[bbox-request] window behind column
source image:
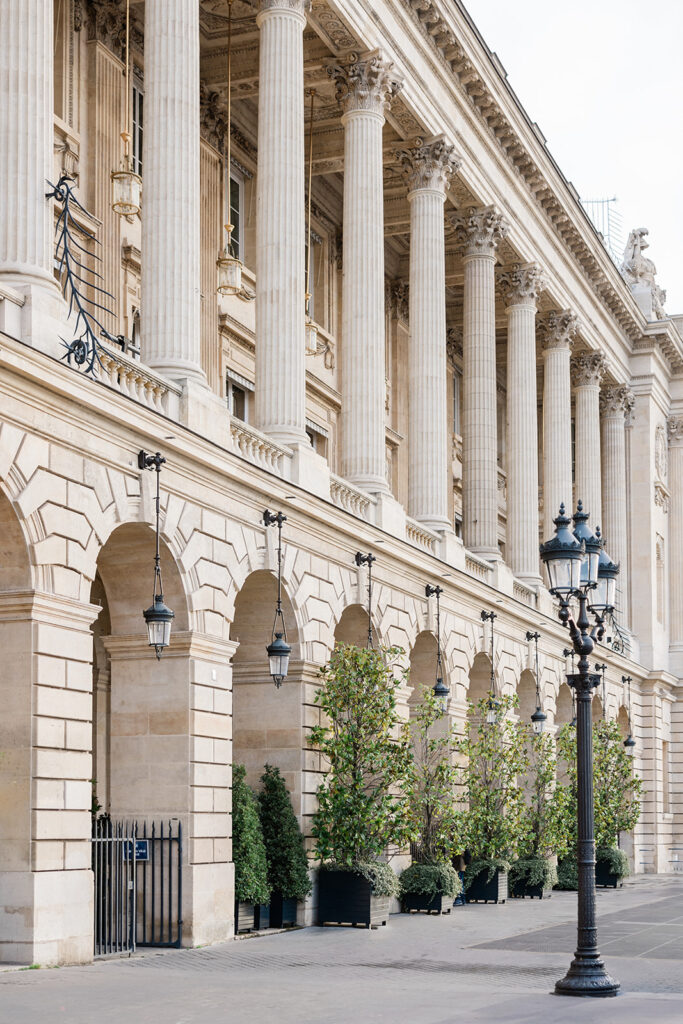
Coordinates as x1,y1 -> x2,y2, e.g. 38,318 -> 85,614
132,78 -> 143,176
224,169 -> 244,261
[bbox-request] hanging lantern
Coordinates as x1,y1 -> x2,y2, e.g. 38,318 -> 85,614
111,3 -> 141,217
305,306 -> 319,356
531,706 -> 547,734
139,450 -> 174,659
485,695 -> 499,725
263,509 -> 291,687
426,583 -> 449,713
216,0 -> 243,297
266,632 -> 292,689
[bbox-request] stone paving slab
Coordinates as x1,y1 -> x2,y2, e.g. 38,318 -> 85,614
0,876 -> 682,1023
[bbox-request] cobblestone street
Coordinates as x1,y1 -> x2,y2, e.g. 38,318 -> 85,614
1,876 -> 682,1023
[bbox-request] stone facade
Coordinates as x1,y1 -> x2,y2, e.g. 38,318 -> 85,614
0,0 -> 682,965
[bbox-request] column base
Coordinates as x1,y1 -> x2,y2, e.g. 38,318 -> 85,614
414,513 -> 452,534
514,572 -> 542,590
0,869 -> 93,966
0,276 -> 66,361
469,544 -> 502,563
555,954 -> 620,998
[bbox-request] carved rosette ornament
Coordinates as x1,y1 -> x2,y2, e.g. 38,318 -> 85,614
668,416 -> 683,448
327,50 -> 403,116
448,205 -> 509,257
570,351 -> 606,389
599,385 -> 634,419
497,261 -> 547,308
539,309 -> 579,351
395,135 -> 461,195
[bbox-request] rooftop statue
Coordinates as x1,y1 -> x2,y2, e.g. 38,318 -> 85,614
620,227 -> 667,321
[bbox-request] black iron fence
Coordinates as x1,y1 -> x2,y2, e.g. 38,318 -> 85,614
92,818 -> 182,957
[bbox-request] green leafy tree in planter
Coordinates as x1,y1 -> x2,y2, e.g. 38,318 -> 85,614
511,728 -> 568,894
233,763 -> 270,905
458,692 -> 529,885
258,764 -> 312,901
555,718 -> 643,888
404,686 -> 464,864
310,644 -> 413,872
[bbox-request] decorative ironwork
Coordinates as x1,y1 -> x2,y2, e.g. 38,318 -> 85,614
46,173 -> 117,376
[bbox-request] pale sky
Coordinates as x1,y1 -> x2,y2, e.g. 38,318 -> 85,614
464,0 -> 683,313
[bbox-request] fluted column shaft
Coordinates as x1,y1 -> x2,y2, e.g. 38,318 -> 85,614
450,206 -> 509,558
668,418 -> 683,644
541,311 -> 577,538
500,264 -> 546,582
330,53 -> 402,491
143,0 -> 204,385
254,0 -> 308,445
572,352 -> 606,526
398,138 -> 459,529
0,0 -> 53,287
601,386 -> 633,621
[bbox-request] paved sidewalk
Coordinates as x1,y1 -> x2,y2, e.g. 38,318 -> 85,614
1,876 -> 682,1023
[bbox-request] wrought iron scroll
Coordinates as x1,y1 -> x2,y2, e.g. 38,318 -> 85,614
46,174 -> 118,376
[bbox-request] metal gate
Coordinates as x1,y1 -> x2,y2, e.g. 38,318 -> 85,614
92,819 -> 182,956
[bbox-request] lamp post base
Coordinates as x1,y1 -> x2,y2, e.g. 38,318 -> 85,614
555,954 -> 620,997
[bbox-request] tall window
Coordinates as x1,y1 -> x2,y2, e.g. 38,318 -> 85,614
132,81 -> 143,175
226,370 -> 253,422
224,170 -> 244,261
453,368 -> 462,435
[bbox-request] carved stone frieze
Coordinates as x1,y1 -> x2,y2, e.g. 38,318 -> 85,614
448,205 -> 509,256
599,384 -> 634,419
668,416 -> 683,447
395,135 -> 461,194
385,279 -> 409,321
497,262 -> 546,307
570,351 -> 606,389
654,481 -> 670,513
310,0 -> 357,52
655,424 -> 668,482
327,50 -> 403,116
446,326 -> 463,365
538,310 -> 579,350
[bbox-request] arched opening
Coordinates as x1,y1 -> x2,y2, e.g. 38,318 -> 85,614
334,603 -> 378,648
592,693 -> 603,724
617,705 -> 630,739
91,522 -> 189,819
231,570 -> 301,804
517,669 -> 538,726
556,683 -> 574,727
408,630 -> 439,711
468,651 -> 495,706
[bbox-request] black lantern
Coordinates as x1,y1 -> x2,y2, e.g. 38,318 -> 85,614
572,500 -> 601,589
588,529 -> 619,617
526,630 -> 546,734
263,510 -> 291,687
481,609 -> 498,723
139,451 -> 174,659
539,504 -> 584,597
354,551 -> 376,649
426,584 -> 449,712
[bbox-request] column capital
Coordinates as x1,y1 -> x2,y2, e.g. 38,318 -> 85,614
448,205 -> 509,257
600,384 -> 634,418
327,49 -> 403,116
497,261 -> 547,308
668,416 -> 683,447
570,350 -> 607,388
257,0 -> 311,20
395,134 -> 461,195
539,309 -> 579,351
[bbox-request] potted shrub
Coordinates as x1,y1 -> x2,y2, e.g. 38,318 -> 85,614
259,764 -> 312,927
458,693 -> 529,903
400,863 -> 461,914
311,644 -> 412,928
511,726 -> 566,899
402,687 -> 464,913
232,763 -> 270,932
555,719 -> 642,891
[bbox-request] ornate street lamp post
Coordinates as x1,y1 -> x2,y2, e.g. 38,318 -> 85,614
481,609 -> 499,723
526,630 -> 546,733
263,509 -> 291,687
139,450 -> 174,658
622,675 -> 636,750
354,551 -> 376,649
426,583 -> 449,712
540,502 -> 620,998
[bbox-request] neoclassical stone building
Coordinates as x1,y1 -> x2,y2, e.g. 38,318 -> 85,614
0,0 -> 681,965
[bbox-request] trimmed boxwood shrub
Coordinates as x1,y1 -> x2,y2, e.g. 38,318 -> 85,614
509,856 -> 557,893
464,857 -> 509,891
258,764 -> 312,901
555,856 -> 578,891
596,846 -> 629,879
399,863 -> 462,900
233,763 -> 270,905
321,860 -> 400,899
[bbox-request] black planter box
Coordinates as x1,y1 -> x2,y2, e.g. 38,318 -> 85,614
270,892 -> 298,928
595,861 -> 623,888
235,900 -> 257,933
318,870 -> 390,928
509,878 -> 552,900
255,903 -> 271,929
466,867 -> 508,904
401,891 -> 452,915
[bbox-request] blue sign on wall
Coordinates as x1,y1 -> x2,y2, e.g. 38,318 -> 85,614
123,839 -> 150,862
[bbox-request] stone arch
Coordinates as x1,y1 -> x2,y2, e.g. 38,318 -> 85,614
408,630 -> 439,709
0,483 -> 32,590
334,603 -> 380,649
617,705 -> 630,739
556,682 -> 574,727
468,651 -> 496,706
592,693 -> 603,723
231,569 -> 302,801
518,669 -> 538,724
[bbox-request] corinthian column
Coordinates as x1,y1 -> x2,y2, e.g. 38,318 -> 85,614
254,0 -> 310,445
571,352 -> 606,527
396,136 -> 460,530
540,311 -> 578,538
143,0 -> 205,385
601,385 -> 634,621
329,52 -> 402,490
449,206 -> 509,558
499,263 -> 547,583
0,0 -> 54,290
668,417 -> 683,647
